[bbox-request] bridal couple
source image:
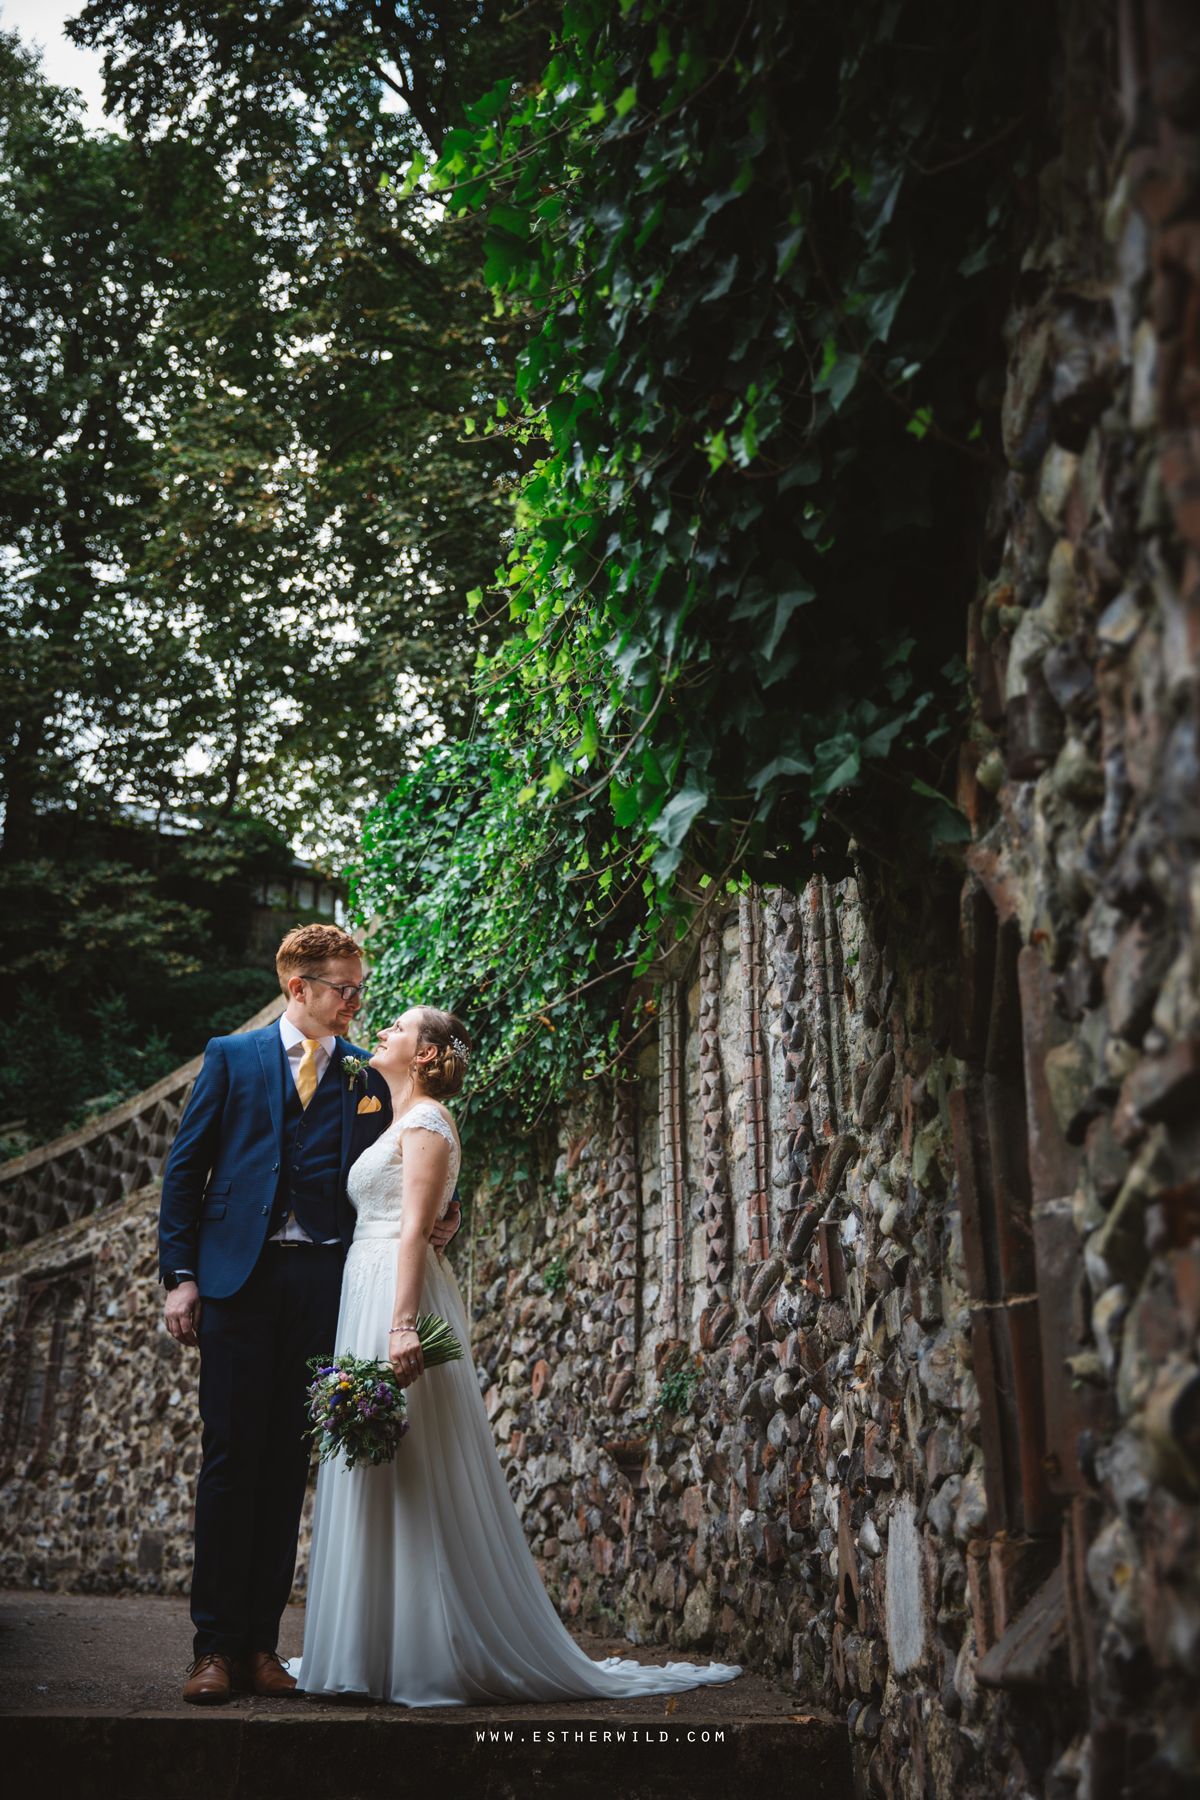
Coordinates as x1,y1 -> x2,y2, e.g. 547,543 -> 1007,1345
159,924 -> 739,1707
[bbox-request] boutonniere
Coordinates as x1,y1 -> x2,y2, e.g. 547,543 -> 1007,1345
341,1054 -> 371,1089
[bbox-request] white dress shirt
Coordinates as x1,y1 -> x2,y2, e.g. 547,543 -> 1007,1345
272,1015 -> 340,1244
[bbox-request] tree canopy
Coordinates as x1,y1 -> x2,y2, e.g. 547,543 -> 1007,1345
0,7 -> 540,1142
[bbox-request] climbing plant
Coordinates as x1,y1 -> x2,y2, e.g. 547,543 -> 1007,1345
349,0 -> 1053,1119
354,738 -> 650,1138
429,0 -> 1049,900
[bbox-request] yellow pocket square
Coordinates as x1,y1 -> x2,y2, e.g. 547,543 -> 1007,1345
356,1095 -> 382,1114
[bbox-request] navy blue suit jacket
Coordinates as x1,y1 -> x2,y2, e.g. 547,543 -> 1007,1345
158,1023 -> 393,1300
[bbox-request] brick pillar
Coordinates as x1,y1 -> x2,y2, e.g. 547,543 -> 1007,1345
740,887 -> 770,1263
657,978 -> 686,1336
698,917 -> 735,1349
604,1080 -> 640,1413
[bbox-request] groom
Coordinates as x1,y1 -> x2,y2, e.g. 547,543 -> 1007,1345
159,923 -> 459,1704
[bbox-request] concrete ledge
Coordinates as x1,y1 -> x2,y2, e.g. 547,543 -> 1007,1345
0,1713 -> 851,1800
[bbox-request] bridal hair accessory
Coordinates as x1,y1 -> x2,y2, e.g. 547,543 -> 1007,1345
450,1037 -> 470,1064
306,1317 -> 464,1469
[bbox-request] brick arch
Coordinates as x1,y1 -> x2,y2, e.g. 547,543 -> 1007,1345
0,1260 -> 94,1484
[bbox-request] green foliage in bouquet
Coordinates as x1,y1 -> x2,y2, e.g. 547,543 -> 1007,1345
306,1315 -> 464,1471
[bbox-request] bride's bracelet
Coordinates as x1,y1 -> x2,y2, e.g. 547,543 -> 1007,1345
389,1325 -> 419,1337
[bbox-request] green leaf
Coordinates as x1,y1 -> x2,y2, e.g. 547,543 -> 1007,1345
649,781 -> 709,849
749,751 -> 814,796
776,225 -> 804,276
650,25 -> 674,79
810,733 -> 862,798
610,781 -> 640,827
812,345 -> 861,411
398,149 -> 427,198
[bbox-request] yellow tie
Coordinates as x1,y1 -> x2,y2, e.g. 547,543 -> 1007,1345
296,1039 -> 321,1109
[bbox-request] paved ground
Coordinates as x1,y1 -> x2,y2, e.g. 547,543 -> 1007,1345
0,1593 -> 850,1799
0,1590 -> 808,1723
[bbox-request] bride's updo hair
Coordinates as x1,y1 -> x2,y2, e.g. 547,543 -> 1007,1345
415,1007 -> 472,1100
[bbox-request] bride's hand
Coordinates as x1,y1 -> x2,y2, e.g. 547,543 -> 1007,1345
390,1326 -> 425,1387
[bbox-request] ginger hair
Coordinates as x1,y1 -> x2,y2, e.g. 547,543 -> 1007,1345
275,923 -> 363,994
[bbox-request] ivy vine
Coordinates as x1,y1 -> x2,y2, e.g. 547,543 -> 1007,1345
358,0 -> 1053,1121
353,738 -> 648,1139
431,0 -> 1049,894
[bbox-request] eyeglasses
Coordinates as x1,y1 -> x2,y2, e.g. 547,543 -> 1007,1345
305,976 -> 369,1002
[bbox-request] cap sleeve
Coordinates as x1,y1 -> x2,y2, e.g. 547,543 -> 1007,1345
396,1102 -> 457,1149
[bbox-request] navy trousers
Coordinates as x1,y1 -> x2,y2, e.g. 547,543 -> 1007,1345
191,1242 -> 343,1658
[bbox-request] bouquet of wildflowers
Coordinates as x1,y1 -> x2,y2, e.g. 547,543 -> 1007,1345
305,1315 -> 463,1470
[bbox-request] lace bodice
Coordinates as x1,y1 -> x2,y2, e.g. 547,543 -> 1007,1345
347,1101 -> 460,1226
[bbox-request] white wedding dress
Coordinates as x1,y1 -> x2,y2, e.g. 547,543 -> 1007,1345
294,1101 -> 741,1705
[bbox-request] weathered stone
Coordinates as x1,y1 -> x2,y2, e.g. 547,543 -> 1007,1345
1114,1038 -> 1200,1141
1086,1516 -> 1144,1642
925,1423 -> 963,1485
857,1053 -> 896,1131
1140,1360 -> 1200,1503
952,1469 -> 988,1544
885,1495 -> 928,1677
745,1254 -> 784,1316
1085,1112 -> 1131,1205
1044,1038 -> 1094,1141
1091,1126 -> 1175,1288
1105,918 -> 1175,1045
927,1474 -> 963,1538
680,1579 -> 714,1648
918,1331 -> 960,1411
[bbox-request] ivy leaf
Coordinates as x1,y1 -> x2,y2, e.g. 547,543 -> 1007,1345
762,573 -> 816,658
649,779 -> 709,849
778,450 -> 821,490
812,345 -> 861,411
701,254 -> 739,303
810,732 -> 862,797
776,225 -> 804,275
650,25 -> 673,79
749,750 -> 814,796
610,780 -> 640,827
959,236 -> 1004,278
906,781 -> 973,847
705,429 -> 731,473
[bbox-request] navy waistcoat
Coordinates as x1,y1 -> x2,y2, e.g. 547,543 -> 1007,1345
273,1063 -> 345,1240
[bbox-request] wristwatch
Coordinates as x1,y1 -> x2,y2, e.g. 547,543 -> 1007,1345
162,1270 -> 195,1290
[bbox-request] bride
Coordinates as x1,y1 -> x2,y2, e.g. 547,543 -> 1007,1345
296,1004 -> 740,1705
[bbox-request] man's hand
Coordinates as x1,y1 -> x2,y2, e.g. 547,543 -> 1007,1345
164,1280 -> 202,1348
429,1198 -> 461,1253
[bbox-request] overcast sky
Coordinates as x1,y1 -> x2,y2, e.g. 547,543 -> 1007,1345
1,1 -> 116,128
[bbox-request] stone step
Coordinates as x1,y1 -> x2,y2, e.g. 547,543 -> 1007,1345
1,1713 -> 851,1800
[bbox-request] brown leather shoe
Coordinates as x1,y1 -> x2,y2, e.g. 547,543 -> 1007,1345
183,1652 -> 233,1705
246,1649 -> 298,1696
